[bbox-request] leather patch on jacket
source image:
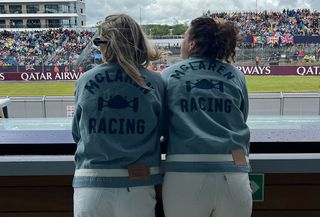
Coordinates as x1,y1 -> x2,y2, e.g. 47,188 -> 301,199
128,165 -> 151,180
232,149 -> 247,166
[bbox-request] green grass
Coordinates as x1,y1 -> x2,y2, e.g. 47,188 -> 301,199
0,81 -> 75,96
0,76 -> 319,96
246,76 -> 320,93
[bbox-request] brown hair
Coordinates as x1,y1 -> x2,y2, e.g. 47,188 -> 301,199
188,16 -> 239,63
100,14 -> 163,88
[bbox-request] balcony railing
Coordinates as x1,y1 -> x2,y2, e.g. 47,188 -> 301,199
0,10 -> 75,14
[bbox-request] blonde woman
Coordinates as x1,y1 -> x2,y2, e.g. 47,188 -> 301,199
72,14 -> 164,217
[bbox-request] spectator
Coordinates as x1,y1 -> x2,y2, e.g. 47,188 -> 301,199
72,14 -> 164,217
161,17 -> 252,217
255,55 -> 261,65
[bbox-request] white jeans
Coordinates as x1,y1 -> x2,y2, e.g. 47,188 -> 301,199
74,186 -> 156,217
162,172 -> 252,217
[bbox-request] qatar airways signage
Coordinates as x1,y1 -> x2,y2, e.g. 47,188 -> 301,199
0,65 -> 85,81
1,65 -> 320,80
237,65 -> 320,76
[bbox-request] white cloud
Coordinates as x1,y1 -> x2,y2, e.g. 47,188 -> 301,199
85,0 -> 320,27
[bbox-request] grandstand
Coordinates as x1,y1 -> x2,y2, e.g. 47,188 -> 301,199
0,28 -> 94,67
1,8 -> 320,71
209,9 -> 320,65
0,0 -> 91,70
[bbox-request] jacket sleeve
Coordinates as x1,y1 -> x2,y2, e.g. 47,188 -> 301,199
72,84 -> 81,143
241,77 -> 249,122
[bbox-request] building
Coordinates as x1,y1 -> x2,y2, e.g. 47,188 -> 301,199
0,0 -> 86,28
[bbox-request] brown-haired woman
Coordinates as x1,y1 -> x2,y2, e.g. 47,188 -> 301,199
161,16 -> 252,217
72,14 -> 164,217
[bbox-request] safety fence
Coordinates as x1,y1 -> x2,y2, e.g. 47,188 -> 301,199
1,92 -> 319,118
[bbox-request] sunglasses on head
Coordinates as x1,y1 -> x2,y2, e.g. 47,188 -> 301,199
93,38 -> 108,46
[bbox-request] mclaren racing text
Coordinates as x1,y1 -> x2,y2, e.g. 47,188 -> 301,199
88,118 -> 145,134
170,61 -> 235,80
180,97 -> 232,113
84,69 -> 154,95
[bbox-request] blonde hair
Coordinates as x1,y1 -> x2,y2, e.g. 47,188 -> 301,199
100,14 -> 163,88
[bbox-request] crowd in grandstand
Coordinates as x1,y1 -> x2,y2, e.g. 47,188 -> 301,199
0,29 -> 94,66
1,9 -> 320,66
212,9 -> 320,47
213,9 -> 320,37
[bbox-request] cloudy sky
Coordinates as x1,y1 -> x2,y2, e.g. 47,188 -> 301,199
86,0 -> 319,26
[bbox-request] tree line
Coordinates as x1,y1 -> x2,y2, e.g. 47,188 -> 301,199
141,23 -> 188,36
96,21 -> 188,36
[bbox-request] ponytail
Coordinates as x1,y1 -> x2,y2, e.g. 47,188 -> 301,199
216,20 -> 239,63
